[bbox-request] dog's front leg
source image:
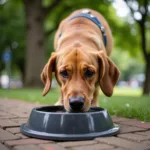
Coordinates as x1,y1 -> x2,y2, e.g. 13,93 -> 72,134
55,90 -> 63,105
55,98 -> 63,105
91,88 -> 99,107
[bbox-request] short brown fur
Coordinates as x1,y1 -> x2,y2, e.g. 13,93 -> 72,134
41,9 -> 120,112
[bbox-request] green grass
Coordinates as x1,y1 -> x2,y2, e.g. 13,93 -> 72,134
113,87 -> 142,96
0,87 -> 150,122
0,88 -> 59,104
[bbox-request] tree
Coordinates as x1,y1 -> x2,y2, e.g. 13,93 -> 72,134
124,0 -> 150,95
23,0 -> 62,87
2,0 -> 147,92
111,49 -> 144,81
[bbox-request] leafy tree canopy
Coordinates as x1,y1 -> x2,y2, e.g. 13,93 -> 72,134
0,0 -> 145,80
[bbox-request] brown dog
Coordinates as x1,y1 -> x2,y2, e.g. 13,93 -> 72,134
41,9 -> 120,112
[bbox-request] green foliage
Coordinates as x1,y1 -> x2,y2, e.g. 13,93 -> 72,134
114,22 -> 141,56
124,0 -> 150,54
111,49 -> 144,80
146,27 -> 150,53
0,0 -> 146,80
0,0 -> 25,73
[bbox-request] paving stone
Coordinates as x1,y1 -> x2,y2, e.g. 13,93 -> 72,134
111,148 -> 126,150
0,128 -> 19,141
5,138 -> 52,146
15,133 -> 29,139
0,143 -> 9,150
1,99 -> 150,150
0,111 -> 17,119
71,143 -> 114,150
120,120 -> 150,129
119,124 -> 147,134
0,108 -> 30,118
118,133 -> 150,142
11,118 -> 27,125
9,111 -> 30,118
112,116 -> 134,123
135,130 -> 150,136
0,115 -> 17,119
0,119 -> 20,128
0,111 -> 9,116
13,144 -> 42,150
58,140 -> 97,147
40,143 -> 67,150
96,137 -> 150,150
142,140 -> 150,145
6,127 -> 20,134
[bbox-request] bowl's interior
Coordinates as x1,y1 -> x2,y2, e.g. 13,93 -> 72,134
36,106 -> 104,113
36,106 -> 66,112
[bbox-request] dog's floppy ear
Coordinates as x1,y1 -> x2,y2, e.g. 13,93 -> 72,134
41,52 -> 57,96
98,51 -> 120,97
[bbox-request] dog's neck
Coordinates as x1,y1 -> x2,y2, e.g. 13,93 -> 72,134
58,35 -> 102,51
57,21 -> 105,51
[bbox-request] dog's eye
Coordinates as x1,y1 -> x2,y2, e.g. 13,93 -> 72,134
60,70 -> 69,78
84,69 -> 95,78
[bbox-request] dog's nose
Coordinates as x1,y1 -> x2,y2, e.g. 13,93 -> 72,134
69,97 -> 84,111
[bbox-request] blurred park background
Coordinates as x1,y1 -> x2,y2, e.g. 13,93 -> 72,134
0,0 -> 150,121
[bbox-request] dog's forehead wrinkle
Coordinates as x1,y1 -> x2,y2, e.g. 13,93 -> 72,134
74,41 -> 82,47
75,49 -> 78,75
57,49 -> 97,74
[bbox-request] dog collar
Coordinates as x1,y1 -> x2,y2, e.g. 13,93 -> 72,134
68,12 -> 107,47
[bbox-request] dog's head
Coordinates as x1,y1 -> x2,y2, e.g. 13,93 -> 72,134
41,46 -> 120,112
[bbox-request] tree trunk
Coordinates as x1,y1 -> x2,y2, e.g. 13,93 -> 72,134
139,20 -> 150,95
24,0 -> 45,87
18,62 -> 25,84
143,56 -> 150,95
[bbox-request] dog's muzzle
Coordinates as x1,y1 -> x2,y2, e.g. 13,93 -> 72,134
69,97 -> 84,111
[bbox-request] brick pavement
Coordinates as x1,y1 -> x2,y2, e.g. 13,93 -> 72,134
0,98 -> 150,150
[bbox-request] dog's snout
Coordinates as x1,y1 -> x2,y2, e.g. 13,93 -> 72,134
69,97 -> 84,111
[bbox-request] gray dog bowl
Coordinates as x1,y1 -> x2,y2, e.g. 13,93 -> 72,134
20,106 -> 119,141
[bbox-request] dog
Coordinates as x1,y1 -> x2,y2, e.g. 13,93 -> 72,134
41,9 -> 120,112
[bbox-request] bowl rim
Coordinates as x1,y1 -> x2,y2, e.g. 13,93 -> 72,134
33,106 -> 108,115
